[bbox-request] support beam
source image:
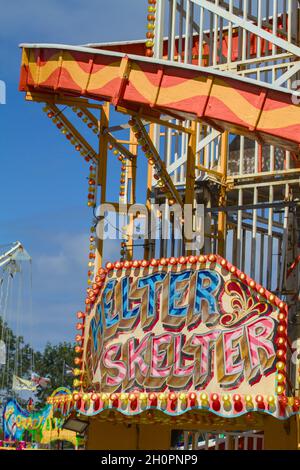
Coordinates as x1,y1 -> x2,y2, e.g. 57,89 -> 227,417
167,128 -> 221,176
117,106 -> 195,134
81,106 -> 138,160
144,124 -> 155,260
274,62 -> 300,86
25,91 -> 102,109
130,117 -> 183,208
228,178 -> 300,190
95,103 -> 110,270
185,121 -> 197,255
196,163 -> 223,180
227,166 -> 300,182
48,103 -> 97,161
154,0 -> 166,59
126,128 -> 137,261
217,131 -> 228,256
105,132 -> 136,161
78,106 -> 99,126
206,200 -> 300,213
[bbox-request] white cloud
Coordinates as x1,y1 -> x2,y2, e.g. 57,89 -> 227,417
35,232 -> 88,276
33,232 -> 89,300
26,232 -> 121,348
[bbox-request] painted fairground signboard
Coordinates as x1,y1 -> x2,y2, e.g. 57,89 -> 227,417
3,388 -> 77,447
74,255 -> 289,416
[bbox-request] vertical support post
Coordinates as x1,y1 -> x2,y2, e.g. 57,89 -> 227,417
258,144 -> 263,173
241,228 -> 246,272
257,0 -> 262,57
227,0 -> 233,66
250,187 -> 258,279
237,188 -> 243,267
198,5 -> 204,66
203,188 -> 212,253
227,434 -> 236,450
213,0 -> 219,66
162,200 -> 169,256
169,0 -> 177,61
159,207 -> 164,258
95,103 -> 110,271
259,233 -> 264,285
217,131 -> 228,257
183,432 -> 189,450
154,0 -> 166,59
266,147 -> 274,289
127,128 -> 137,261
288,0 -> 297,43
266,187 -> 274,289
185,121 -> 197,256
145,124 -> 155,260
232,227 -> 238,266
191,432 -> 198,450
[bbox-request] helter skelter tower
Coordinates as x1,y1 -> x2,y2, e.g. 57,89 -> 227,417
19,0 -> 300,450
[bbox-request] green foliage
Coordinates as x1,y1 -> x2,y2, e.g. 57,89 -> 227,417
0,316 -> 75,409
0,316 -> 34,398
34,342 -> 75,407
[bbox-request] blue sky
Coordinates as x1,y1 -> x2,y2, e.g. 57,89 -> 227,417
0,0 -> 147,349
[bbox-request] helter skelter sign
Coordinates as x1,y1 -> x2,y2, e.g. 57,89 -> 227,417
79,255 -> 287,399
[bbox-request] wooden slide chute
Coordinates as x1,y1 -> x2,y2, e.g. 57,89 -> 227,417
19,44 -> 300,152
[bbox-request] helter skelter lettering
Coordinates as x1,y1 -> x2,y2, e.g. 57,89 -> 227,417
86,267 -> 278,393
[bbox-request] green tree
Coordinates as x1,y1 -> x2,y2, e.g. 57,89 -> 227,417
0,317 -> 75,409
34,342 -> 75,407
0,316 -> 34,399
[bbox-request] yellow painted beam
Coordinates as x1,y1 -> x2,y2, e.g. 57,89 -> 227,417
195,163 -> 224,180
47,103 -> 97,159
117,106 -> 195,135
95,103 -> 110,270
185,121 -> 197,256
217,131 -> 229,257
133,117 -> 183,208
126,128 -> 137,261
25,91 -> 102,109
144,124 -> 155,260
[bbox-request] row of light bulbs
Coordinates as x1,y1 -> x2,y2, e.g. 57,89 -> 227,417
42,106 -> 96,163
49,391 -> 300,415
108,144 -> 128,200
71,106 -> 99,135
145,0 -> 157,57
86,225 -> 98,287
87,165 -> 97,208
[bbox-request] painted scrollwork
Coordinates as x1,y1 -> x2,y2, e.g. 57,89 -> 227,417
219,280 -> 272,328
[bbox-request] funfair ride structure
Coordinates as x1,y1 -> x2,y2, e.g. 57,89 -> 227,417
19,0 -> 300,450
